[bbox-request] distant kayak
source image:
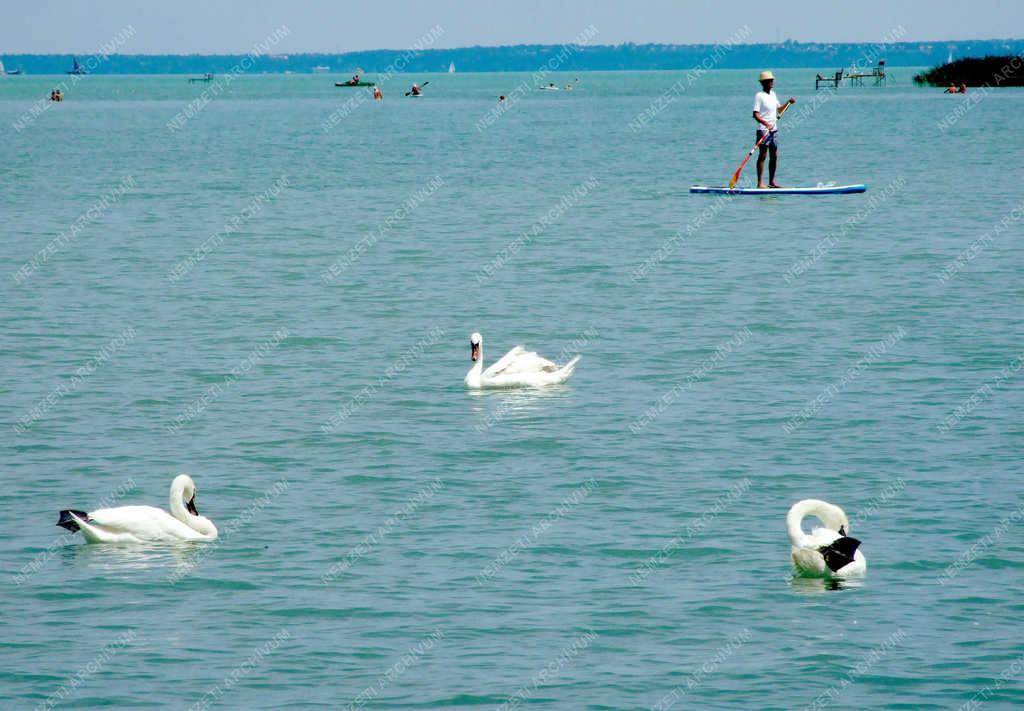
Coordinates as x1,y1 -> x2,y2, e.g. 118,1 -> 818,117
335,81 -> 376,87
690,184 -> 867,195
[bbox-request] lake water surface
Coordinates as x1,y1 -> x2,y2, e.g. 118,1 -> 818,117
3,70 -> 1023,709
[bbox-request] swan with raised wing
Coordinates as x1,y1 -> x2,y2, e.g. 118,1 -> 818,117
465,332 -> 580,388
57,474 -> 218,543
787,499 -> 865,577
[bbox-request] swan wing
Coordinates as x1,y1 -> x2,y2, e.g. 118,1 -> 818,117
503,350 -> 560,373
806,526 -> 842,548
480,354 -> 580,387
86,505 -> 202,542
487,347 -> 559,376
483,345 -> 527,377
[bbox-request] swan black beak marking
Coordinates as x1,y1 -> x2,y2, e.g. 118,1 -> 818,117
839,525 -> 847,536
186,494 -> 199,516
471,342 -> 480,362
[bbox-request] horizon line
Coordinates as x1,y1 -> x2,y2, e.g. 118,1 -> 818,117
4,36 -> 1023,57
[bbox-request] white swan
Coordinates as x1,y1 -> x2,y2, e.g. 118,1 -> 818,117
787,499 -> 866,577
465,332 -> 580,388
57,474 -> 218,543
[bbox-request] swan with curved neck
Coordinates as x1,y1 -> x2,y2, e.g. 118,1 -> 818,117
465,332 -> 580,388
57,474 -> 218,543
787,499 -> 866,577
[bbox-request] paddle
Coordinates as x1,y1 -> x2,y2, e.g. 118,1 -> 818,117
728,101 -> 793,189
405,81 -> 429,97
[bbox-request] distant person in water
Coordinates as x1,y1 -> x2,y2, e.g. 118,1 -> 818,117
752,70 -> 795,189
945,84 -> 957,93
410,83 -> 421,96
499,95 -> 506,103
959,83 -> 967,93
373,86 -> 383,101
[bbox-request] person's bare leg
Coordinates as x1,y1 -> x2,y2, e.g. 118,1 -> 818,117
756,145 -> 768,189
768,145 -> 782,188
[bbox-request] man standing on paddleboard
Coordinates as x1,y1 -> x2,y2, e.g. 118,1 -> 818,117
752,71 -> 795,189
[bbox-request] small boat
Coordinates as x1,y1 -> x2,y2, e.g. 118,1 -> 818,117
67,57 -> 86,75
335,81 -> 376,87
448,61 -> 455,74
690,184 -> 867,195
313,65 -> 330,73
188,73 -> 214,83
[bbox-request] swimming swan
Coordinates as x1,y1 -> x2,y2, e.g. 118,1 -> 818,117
465,332 -> 580,388
787,499 -> 866,577
57,474 -> 218,543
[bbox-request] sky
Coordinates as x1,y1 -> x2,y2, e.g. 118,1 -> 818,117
1,0 -> 1021,53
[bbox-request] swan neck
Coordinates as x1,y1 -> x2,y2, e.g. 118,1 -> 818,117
787,499 -> 848,546
168,477 -> 209,535
169,479 -> 190,522
787,499 -> 821,546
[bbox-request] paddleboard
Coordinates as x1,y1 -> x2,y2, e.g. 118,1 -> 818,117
690,184 -> 867,195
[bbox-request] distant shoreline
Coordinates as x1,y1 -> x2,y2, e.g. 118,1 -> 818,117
4,37 -> 1023,75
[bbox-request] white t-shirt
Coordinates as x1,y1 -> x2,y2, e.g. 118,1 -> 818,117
753,89 -> 781,130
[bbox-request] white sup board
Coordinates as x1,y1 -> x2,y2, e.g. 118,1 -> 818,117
690,184 -> 867,195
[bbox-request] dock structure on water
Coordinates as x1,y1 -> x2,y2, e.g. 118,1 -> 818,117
188,73 -> 214,84
815,60 -> 887,89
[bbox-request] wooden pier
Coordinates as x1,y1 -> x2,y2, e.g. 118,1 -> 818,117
816,60 -> 887,89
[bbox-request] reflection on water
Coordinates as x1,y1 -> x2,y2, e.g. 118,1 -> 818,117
466,385 -> 573,431
789,574 -> 865,594
66,541 -> 206,576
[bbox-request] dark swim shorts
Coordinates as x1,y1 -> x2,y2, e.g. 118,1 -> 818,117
757,129 -> 779,148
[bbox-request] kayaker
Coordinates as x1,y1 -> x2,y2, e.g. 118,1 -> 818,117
410,83 -> 421,96
348,74 -> 361,86
752,70 -> 795,189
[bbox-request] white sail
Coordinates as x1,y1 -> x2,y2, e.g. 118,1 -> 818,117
448,61 -> 455,74
0,59 -> 5,75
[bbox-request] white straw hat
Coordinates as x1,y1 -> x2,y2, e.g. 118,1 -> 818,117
759,70 -> 775,81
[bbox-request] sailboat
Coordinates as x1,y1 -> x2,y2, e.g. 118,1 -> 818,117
67,57 -> 86,75
448,61 -> 455,74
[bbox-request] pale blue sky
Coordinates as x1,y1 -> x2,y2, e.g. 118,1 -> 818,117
2,0 -> 1021,53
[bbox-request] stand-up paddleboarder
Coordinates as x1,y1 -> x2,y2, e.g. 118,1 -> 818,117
752,71 -> 795,188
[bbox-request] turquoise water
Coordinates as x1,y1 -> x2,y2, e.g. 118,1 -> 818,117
3,71 -> 1023,709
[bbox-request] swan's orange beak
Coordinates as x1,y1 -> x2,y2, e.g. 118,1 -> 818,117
470,342 -> 480,362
